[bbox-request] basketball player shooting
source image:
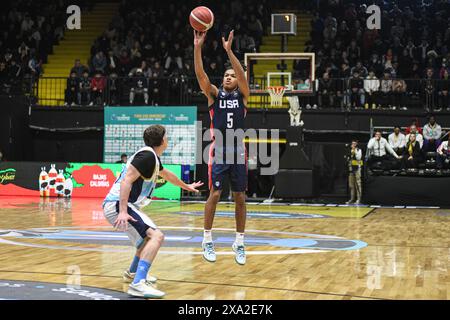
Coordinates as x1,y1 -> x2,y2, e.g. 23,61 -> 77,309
103,125 -> 203,298
194,30 -> 250,265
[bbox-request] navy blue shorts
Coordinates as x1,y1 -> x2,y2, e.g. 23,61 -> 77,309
208,146 -> 247,192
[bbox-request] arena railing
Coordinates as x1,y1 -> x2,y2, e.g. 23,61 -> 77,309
23,76 -> 450,109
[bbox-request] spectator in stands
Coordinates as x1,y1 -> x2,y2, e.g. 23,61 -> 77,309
347,40 -> 360,66
8,59 -> 22,91
367,130 -> 401,170
437,135 -> 450,169
349,71 -> 364,109
28,53 -> 42,77
380,71 -> 393,108
422,116 -> 442,152
91,51 -> 107,74
388,126 -> 406,156
405,119 -> 423,135
402,133 -> 423,169
129,68 -> 148,105
106,50 -> 119,75
346,139 -> 362,205
438,69 -> 450,111
364,70 -> 379,109
64,71 -> 78,106
130,41 -> 142,66
165,42 -> 183,71
116,153 -> 128,164
368,53 -> 383,77
392,77 -> 407,110
350,61 -> 368,78
318,72 -> 335,108
406,124 -> 424,149
424,68 -> 436,112
339,62 -> 351,109
78,71 -> 91,106
71,59 -> 89,77
118,49 -> 131,76
91,72 -> 106,106
0,62 -> 9,93
107,72 -> 121,106
247,14 -> 264,46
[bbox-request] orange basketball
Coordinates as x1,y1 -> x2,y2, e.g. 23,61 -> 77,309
189,6 -> 214,32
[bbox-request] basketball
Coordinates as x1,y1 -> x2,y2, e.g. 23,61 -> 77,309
189,6 -> 214,32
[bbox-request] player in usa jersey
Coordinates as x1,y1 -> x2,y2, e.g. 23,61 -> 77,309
103,125 -> 203,298
194,29 -> 250,265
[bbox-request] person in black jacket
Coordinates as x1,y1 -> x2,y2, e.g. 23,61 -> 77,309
318,72 -> 336,108
78,71 -> 91,106
65,71 -> 79,106
129,68 -> 148,105
349,71 -> 365,109
402,133 -> 423,169
438,69 -> 449,111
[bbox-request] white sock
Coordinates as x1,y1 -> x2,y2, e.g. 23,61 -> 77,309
203,230 -> 212,244
234,232 -> 245,246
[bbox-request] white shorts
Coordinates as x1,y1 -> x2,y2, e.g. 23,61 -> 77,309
103,201 -> 157,248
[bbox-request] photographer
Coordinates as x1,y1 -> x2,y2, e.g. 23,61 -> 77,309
346,140 -> 362,205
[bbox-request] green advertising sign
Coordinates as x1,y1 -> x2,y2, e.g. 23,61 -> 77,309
104,107 -> 197,166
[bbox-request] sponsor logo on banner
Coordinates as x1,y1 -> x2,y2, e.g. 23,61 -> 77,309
0,169 -> 16,184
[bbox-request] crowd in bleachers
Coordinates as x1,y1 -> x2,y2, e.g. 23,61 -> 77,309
0,0 -> 92,95
365,115 -> 450,172
308,0 -> 450,111
64,0 -> 269,106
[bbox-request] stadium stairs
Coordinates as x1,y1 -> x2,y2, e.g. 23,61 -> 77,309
248,12 -> 312,109
38,2 -> 119,106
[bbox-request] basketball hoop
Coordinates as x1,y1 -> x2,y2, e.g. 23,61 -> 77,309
266,86 -> 286,107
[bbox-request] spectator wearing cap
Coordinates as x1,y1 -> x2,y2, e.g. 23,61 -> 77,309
129,68 -> 149,105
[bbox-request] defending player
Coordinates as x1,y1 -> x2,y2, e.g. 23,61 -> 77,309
103,125 -> 203,298
193,30 -> 250,265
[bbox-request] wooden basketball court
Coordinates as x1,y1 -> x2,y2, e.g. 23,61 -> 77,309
0,196 -> 448,300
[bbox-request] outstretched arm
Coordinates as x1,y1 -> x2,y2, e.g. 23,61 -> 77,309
159,168 -> 203,193
222,30 -> 250,101
193,30 -> 218,105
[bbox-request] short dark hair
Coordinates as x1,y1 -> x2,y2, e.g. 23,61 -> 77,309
120,153 -> 127,158
143,125 -> 166,147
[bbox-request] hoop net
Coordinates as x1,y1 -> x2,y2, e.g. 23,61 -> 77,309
266,86 -> 286,107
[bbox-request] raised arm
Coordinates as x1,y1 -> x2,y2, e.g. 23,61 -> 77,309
193,31 -> 218,105
222,30 -> 250,102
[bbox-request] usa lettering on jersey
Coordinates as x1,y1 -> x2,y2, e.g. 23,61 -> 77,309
219,99 -> 240,109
